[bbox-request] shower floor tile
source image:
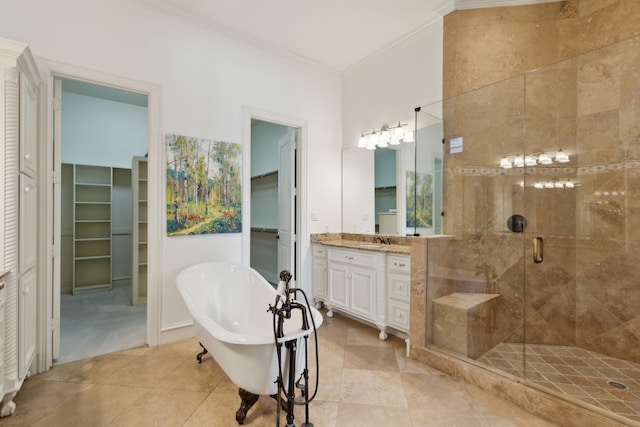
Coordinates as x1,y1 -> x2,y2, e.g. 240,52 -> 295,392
478,343 -> 640,423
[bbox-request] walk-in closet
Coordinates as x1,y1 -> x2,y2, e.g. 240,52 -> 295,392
57,78 -> 148,363
250,119 -> 296,285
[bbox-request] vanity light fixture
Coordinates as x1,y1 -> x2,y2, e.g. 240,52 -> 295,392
358,122 -> 410,149
534,179 -> 578,189
513,155 -> 525,168
555,148 -> 570,163
538,152 -> 553,165
500,157 -> 512,168
499,149 -> 571,168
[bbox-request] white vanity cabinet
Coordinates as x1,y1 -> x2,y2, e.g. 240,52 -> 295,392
386,254 -> 411,333
311,244 -> 327,308
326,247 -> 388,339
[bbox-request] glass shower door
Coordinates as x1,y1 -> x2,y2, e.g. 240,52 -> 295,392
522,40 -> 640,424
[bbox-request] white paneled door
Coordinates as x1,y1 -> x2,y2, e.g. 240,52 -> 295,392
277,129 -> 296,283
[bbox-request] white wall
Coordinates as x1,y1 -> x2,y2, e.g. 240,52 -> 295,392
342,22 -> 443,149
0,0 -> 342,342
341,20 -> 444,235
61,91 -> 148,169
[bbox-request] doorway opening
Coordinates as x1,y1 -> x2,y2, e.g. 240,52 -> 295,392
55,78 -> 148,364
248,117 -> 300,287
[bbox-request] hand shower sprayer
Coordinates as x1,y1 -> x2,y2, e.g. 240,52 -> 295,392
267,270 -> 320,427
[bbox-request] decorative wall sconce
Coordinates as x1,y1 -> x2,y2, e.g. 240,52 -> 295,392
358,121 -> 414,150
533,179 -> 577,189
499,149 -> 570,168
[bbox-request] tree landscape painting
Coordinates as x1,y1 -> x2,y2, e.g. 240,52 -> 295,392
406,171 -> 433,229
166,134 -> 242,235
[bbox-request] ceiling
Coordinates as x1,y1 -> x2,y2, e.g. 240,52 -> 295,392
140,0 -> 551,74
141,0 -> 444,73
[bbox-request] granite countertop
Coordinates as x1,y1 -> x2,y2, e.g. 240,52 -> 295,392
311,233 -> 411,254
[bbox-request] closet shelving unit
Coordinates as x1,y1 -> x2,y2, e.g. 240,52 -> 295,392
72,164 -> 113,294
132,156 -> 148,305
250,170 -> 278,284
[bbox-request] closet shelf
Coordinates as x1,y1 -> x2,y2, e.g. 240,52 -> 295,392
251,170 -> 278,180
75,255 -> 111,261
251,227 -> 278,233
75,201 -> 110,205
75,182 -> 111,187
75,237 -> 110,242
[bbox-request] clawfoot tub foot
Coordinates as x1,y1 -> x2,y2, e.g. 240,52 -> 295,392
196,341 -> 208,363
236,388 -> 259,425
326,305 -> 334,318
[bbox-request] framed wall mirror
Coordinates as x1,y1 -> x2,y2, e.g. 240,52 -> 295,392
342,101 -> 443,236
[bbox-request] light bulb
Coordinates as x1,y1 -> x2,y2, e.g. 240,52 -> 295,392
534,182 -> 544,189
513,155 -> 525,167
538,153 -> 553,165
556,149 -> 570,163
403,131 -> 414,143
379,130 -> 390,146
500,157 -> 512,169
358,132 -> 367,148
525,155 -> 537,166
394,125 -> 404,140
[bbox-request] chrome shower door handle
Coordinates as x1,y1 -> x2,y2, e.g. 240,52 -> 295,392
533,237 -> 543,263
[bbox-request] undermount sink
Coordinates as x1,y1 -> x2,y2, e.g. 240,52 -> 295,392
355,243 -> 383,249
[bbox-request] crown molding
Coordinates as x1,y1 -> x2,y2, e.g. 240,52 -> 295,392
434,1 -> 456,16
134,0 -> 340,75
343,15 -> 443,74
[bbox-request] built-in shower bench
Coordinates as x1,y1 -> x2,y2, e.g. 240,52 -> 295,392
432,292 -> 501,359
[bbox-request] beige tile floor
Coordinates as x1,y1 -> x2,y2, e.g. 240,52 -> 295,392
4,312 -> 559,427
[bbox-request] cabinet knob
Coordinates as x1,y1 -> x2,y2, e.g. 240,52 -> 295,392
24,186 -> 31,192
24,153 -> 30,160
395,262 -> 405,267
23,287 -> 29,295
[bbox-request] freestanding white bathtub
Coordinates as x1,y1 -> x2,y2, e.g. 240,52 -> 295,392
176,261 -> 323,401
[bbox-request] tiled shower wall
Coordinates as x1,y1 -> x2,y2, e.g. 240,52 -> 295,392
424,0 -> 640,364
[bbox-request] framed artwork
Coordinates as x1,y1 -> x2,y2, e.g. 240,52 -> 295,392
166,133 -> 242,235
406,171 -> 433,229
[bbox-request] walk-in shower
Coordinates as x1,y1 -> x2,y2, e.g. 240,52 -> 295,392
419,32 -> 640,426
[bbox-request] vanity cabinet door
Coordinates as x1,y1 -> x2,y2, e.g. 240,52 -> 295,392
328,262 -> 349,311
311,245 -> 327,300
349,265 -> 376,321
